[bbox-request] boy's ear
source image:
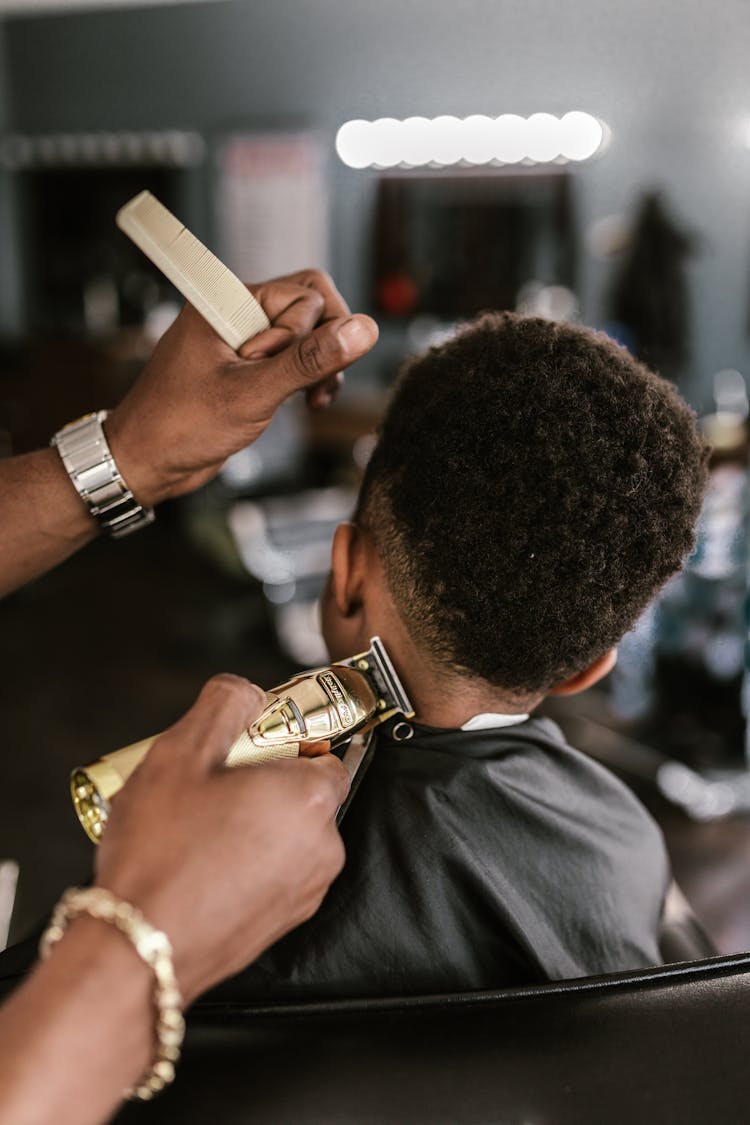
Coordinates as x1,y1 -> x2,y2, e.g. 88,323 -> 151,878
548,648 -> 618,697
330,521 -> 367,617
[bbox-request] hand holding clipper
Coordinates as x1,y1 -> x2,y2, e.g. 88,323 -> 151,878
71,637 -> 413,843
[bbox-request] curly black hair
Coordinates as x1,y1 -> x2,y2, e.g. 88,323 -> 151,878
357,312 -> 708,695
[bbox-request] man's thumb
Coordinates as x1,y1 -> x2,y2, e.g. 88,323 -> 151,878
153,675 -> 266,771
279,314 -> 378,392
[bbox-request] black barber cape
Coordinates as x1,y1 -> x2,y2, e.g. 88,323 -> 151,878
208,715 -> 668,1002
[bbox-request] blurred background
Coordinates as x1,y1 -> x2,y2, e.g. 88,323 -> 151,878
0,0 -> 749,963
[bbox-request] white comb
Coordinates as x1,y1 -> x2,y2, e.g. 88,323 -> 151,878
116,190 -> 270,350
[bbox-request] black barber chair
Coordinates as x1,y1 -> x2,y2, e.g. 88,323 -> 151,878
116,947 -> 750,1125
0,884 -> 738,1123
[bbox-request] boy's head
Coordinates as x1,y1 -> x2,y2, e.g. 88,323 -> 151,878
322,312 -> 707,705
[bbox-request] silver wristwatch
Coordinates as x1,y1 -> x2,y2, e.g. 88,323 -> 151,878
51,410 -> 155,539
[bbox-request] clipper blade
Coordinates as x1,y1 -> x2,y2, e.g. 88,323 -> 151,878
343,635 -> 414,723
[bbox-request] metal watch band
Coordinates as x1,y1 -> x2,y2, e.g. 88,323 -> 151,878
50,410 -> 155,539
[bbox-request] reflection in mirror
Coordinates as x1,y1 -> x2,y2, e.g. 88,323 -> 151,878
373,170 -> 576,319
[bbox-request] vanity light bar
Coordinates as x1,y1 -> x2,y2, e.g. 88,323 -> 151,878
0,130 -> 206,171
335,112 -> 607,170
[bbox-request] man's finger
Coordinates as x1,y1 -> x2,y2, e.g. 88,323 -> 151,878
299,739 -> 332,757
240,283 -> 327,360
256,268 -> 351,324
306,370 -> 344,410
154,675 -> 265,770
305,753 -> 352,810
256,315 -> 378,404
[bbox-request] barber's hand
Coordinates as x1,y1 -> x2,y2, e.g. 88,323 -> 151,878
105,269 -> 379,506
94,674 -> 350,1004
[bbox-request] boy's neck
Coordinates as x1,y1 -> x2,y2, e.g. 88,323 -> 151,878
341,543 -> 541,728
405,674 -> 537,728
363,613 -> 540,729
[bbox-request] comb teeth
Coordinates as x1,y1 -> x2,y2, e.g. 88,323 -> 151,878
116,190 -> 270,350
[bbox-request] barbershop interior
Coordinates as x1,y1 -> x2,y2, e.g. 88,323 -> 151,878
1,0 -> 750,1120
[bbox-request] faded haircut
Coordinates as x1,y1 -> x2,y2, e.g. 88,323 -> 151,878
356,312 -> 708,694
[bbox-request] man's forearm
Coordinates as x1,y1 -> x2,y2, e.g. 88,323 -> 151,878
0,916 -> 154,1125
0,679 -> 350,1123
0,274 -> 377,601
0,448 -> 97,599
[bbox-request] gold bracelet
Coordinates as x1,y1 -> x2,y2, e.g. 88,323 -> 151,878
39,886 -> 185,1101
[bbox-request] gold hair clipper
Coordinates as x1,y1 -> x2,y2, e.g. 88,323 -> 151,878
71,636 -> 413,843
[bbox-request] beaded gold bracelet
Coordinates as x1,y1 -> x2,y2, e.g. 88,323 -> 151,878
39,886 -> 185,1101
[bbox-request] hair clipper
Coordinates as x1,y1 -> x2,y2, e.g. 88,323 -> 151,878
71,636 -> 413,843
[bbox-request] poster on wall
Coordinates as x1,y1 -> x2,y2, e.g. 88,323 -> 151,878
215,132 -> 328,281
